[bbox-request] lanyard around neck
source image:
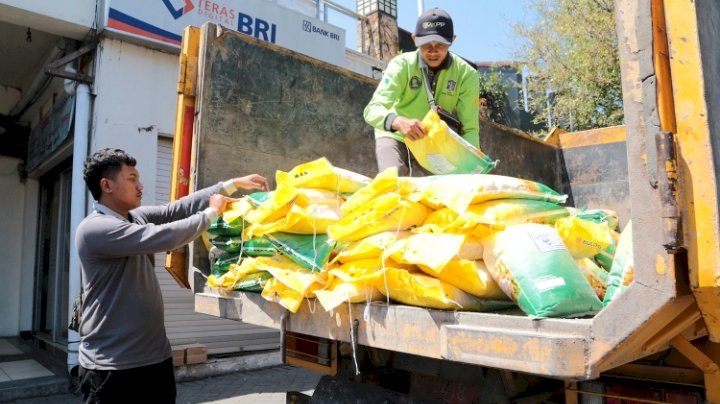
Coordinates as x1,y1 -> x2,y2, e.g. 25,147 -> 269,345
421,67 -> 438,111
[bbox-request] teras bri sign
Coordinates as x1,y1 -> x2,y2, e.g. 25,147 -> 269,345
102,0 -> 346,66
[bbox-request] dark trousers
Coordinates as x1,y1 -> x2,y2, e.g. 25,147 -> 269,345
375,137 -> 433,177
79,357 -> 176,404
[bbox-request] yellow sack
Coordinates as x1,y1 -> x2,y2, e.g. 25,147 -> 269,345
416,207 -> 476,235
567,207 -> 620,230
384,232 -> 465,274
340,168 -> 419,216
244,186 -> 345,237
335,258 -> 388,280
419,200 -> 567,238
336,257 -> 417,275
314,277 -> 384,312
422,206 -> 460,229
405,109 -> 496,175
244,185 -> 296,225
207,260 -> 256,289
555,216 -> 616,259
241,255 -> 322,288
333,231 -> 412,264
295,187 -> 345,207
457,236 -> 484,260
254,255 -> 324,297
327,193 -> 430,242
418,259 -> 507,300
224,197 -> 255,223
419,174 -> 568,214
261,278 -> 305,313
465,199 -> 569,238
275,157 -> 370,193
314,258 -> 395,312
372,267 -> 497,311
245,202 -> 342,237
463,199 -> 568,225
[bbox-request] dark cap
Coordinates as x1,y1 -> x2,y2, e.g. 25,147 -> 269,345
414,8 -> 454,47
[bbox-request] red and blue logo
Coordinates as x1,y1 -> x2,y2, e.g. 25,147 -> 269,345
108,6 -> 183,45
162,0 -> 195,19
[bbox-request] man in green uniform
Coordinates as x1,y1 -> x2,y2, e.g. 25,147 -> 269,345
364,7 -> 480,176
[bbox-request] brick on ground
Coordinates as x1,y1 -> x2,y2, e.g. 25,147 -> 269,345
172,345 -> 186,366
184,343 -> 208,365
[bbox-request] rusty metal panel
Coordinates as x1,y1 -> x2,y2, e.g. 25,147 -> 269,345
440,325 -> 589,378
193,24 -> 378,182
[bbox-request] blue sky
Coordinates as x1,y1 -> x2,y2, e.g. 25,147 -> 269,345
328,0 -> 536,62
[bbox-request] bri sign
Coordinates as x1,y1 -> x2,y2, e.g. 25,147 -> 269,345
102,0 -> 346,66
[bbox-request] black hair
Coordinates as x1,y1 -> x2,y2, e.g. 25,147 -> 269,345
83,148 -> 137,200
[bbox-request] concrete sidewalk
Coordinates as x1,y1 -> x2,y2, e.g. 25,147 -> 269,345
9,364 -> 322,403
0,337 -> 321,404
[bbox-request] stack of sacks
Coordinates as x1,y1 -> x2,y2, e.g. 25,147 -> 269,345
480,206 -> 629,318
331,169 -> 615,318
391,171 -> 606,318
204,193 -> 276,291
206,158 -> 369,312
205,157 -> 631,319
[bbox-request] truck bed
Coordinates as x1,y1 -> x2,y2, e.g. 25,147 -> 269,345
180,14 -> 716,381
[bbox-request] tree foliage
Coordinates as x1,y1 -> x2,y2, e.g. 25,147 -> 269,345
478,69 -> 510,124
514,0 -> 623,131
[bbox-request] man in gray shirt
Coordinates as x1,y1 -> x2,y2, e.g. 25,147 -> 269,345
75,148 -> 269,403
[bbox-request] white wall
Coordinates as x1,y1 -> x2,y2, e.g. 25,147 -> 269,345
0,156 -> 27,336
91,37 -> 179,205
0,0 -> 96,39
344,49 -> 386,79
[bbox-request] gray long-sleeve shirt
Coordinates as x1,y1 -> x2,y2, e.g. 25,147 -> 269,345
75,181 -> 234,370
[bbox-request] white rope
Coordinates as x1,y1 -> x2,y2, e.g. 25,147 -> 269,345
348,301 -> 361,376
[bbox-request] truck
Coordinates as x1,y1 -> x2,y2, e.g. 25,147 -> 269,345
168,0 -> 720,401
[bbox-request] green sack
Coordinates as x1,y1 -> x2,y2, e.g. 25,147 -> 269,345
209,235 -> 277,256
211,252 -> 242,277
242,237 -> 278,257
247,191 -> 273,207
603,221 -> 634,306
483,223 -> 604,318
207,215 -> 245,236
568,209 -> 619,270
574,209 -> 619,230
233,271 -> 273,292
209,235 -> 243,253
594,243 -> 617,271
265,232 -> 335,272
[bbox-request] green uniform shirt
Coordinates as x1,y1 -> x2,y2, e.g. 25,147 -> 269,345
364,50 -> 480,147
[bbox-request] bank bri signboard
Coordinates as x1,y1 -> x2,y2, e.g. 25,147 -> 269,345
101,0 -> 346,65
